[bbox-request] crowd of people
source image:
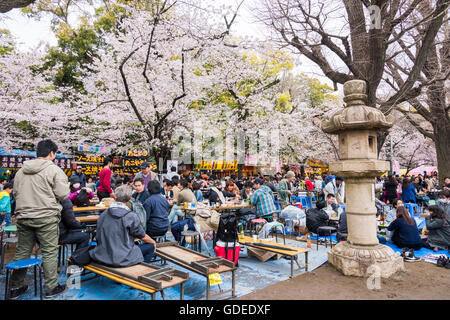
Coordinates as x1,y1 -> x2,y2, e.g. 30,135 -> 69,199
1,138 -> 450,299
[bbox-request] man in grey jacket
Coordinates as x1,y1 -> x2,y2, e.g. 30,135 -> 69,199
89,185 -> 156,266
278,171 -> 296,208
10,139 -> 70,299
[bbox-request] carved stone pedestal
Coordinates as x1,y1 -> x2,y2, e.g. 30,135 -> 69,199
328,242 -> 405,278
321,79 -> 405,279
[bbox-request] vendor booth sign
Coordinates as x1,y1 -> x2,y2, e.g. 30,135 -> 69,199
78,142 -> 110,154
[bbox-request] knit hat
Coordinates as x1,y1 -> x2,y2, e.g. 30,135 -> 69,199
285,171 -> 295,179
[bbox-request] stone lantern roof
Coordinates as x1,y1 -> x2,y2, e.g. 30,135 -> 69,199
322,80 -> 394,134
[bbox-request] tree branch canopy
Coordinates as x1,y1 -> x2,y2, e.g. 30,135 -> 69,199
0,0 -> 35,13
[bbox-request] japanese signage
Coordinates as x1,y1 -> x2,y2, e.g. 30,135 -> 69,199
73,154 -> 104,176
121,149 -> 155,174
126,149 -> 149,157
78,142 -> 110,153
75,155 -> 105,164
195,160 -> 238,171
0,155 -> 71,170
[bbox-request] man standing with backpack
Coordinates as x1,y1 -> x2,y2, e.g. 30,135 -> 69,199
10,139 -> 70,299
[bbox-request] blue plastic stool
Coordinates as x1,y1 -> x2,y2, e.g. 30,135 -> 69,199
4,258 -> 43,300
299,196 -> 312,210
404,203 -> 419,217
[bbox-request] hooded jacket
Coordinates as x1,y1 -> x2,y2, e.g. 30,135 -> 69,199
13,159 -> 70,220
306,207 -> 329,234
89,203 -> 146,267
59,198 -> 83,242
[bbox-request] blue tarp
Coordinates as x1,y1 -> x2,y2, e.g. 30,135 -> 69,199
0,233 -> 330,300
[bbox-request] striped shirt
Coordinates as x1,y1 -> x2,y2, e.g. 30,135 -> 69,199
250,185 -> 276,216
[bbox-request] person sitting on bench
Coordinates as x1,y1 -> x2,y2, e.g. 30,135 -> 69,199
305,200 -> 329,234
143,180 -> 170,238
59,198 -> 90,253
89,185 -> 157,266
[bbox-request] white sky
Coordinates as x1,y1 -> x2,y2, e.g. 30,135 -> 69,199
0,0 -> 332,86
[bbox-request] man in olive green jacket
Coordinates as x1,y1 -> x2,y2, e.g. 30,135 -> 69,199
278,171 -> 296,208
10,140 -> 70,299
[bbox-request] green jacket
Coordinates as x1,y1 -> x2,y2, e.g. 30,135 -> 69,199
278,179 -> 290,205
13,159 -> 70,220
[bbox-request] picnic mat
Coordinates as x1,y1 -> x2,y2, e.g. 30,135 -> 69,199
384,242 -> 449,258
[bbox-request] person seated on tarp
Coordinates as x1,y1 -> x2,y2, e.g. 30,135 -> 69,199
305,200 -> 329,235
387,206 -> 422,250
385,198 -> 403,224
89,185 -> 156,266
207,180 -> 238,206
131,177 -> 150,204
324,193 -> 339,217
384,198 -> 403,242
336,206 -> 387,244
59,198 -> 90,254
437,190 -> 450,218
143,180 -> 170,238
421,205 -> 450,252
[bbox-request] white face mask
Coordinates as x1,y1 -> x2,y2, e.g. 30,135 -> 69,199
73,183 -> 80,189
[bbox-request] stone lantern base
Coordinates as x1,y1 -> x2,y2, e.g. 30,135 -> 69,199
328,241 -> 405,278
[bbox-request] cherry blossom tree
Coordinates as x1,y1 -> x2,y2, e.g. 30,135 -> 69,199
379,111 -> 437,174
0,31 -> 74,151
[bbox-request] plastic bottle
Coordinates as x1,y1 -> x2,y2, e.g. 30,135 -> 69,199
307,235 -> 311,249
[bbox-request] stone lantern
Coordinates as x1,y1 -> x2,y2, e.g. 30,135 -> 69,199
322,80 -> 405,278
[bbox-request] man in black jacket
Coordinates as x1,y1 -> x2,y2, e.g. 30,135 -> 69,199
306,200 -> 329,234
59,198 -> 90,252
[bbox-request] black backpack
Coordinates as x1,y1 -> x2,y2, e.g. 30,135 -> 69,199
215,212 -> 239,266
215,212 -> 238,243
76,189 -> 90,207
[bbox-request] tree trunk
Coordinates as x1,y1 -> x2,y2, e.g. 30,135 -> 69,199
434,120 -> 450,187
0,0 -> 34,13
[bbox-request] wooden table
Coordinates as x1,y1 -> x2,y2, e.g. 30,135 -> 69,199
238,235 -> 309,278
154,241 -> 236,300
83,262 -> 189,300
76,215 -> 100,223
73,206 -> 108,214
182,203 -> 254,213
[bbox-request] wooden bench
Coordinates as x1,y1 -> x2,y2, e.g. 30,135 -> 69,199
81,262 -> 189,300
154,241 -> 236,300
238,235 -> 309,278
